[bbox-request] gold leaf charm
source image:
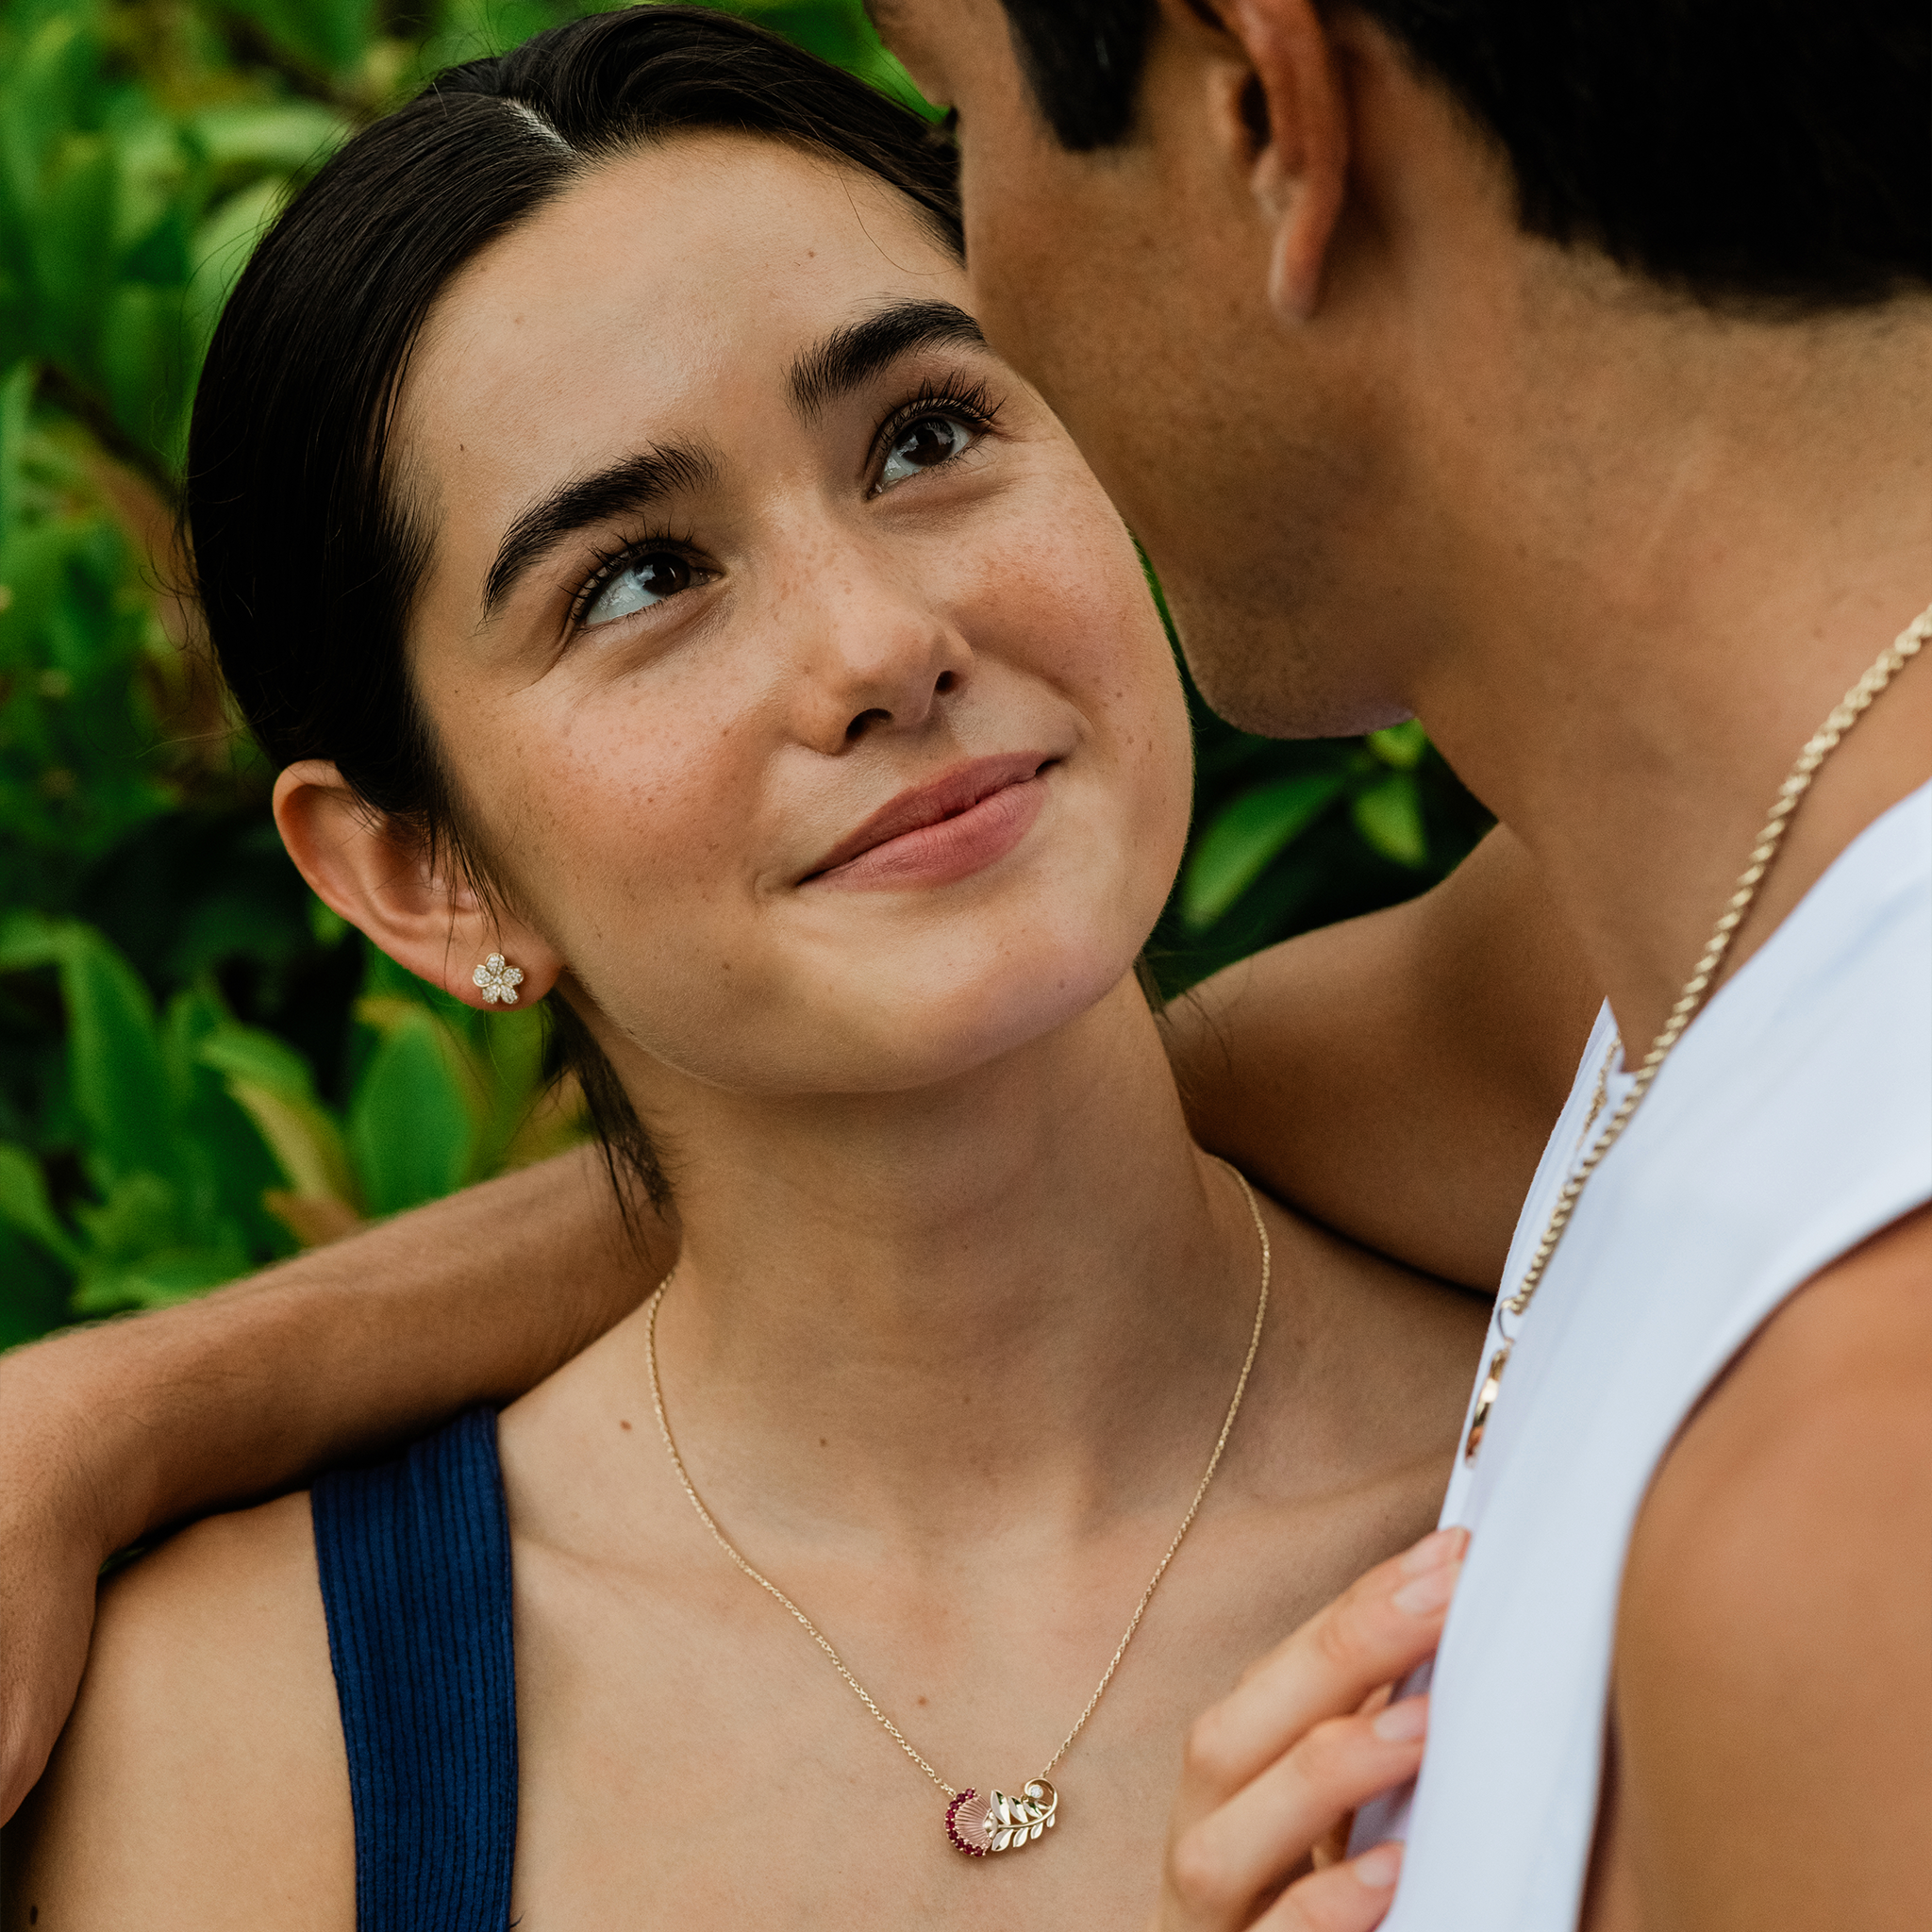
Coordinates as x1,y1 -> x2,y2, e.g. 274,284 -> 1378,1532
1464,1342 -> 1510,1463
946,1780 -> 1058,1857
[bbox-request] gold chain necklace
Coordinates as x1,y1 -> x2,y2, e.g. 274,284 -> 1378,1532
643,1159 -> 1272,1860
1464,600 -> 1932,1462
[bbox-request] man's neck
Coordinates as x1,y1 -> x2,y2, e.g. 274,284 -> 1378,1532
1407,279 -> 1932,1053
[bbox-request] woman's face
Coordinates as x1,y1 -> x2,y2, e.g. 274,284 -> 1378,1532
396,132 -> 1191,1100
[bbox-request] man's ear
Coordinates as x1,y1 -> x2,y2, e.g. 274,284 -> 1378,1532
273,760 -> 565,1010
1182,0 -> 1350,321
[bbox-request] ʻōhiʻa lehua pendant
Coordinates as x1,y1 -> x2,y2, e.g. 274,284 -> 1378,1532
946,1781 -> 1058,1856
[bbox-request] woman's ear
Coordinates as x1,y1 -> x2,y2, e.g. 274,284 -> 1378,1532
273,760 -> 565,1010
1202,0 -> 1351,321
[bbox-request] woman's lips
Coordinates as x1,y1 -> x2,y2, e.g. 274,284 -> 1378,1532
805,754 -> 1055,891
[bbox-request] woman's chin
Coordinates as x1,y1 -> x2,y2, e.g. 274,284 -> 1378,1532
626,942 -> 1150,1103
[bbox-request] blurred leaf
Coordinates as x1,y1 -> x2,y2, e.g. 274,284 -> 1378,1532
100,279 -> 194,458
349,1005 -> 476,1216
185,172 -> 285,352
1351,772 -> 1429,869
188,100 -> 346,172
0,1139 -> 80,1266
73,1241 -> 249,1311
0,14 -> 99,188
1365,720 -> 1427,771
30,132 -> 117,364
1182,773 -> 1346,931
261,1187 -> 360,1246
58,924 -> 177,1183
199,1019 -> 356,1202
221,0 -> 378,78
468,1003 -> 549,1179
71,1166 -> 177,1260
0,358 -> 31,540
0,1222 -> 71,1349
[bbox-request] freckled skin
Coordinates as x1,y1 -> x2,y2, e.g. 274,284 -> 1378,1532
399,137 -> 1191,1110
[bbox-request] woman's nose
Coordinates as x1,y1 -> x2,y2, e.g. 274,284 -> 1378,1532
794,598 -> 974,753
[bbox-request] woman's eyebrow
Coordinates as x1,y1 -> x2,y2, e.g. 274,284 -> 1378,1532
788,298 -> 987,422
481,441 -> 718,621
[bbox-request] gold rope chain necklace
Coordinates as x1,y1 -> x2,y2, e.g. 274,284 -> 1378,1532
1465,600 -> 1932,1463
644,1158 -> 1272,1861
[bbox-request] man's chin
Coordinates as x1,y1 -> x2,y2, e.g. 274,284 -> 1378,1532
1167,593 -> 1410,743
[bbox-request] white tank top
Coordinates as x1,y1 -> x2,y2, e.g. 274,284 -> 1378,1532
1358,779 -> 1932,1928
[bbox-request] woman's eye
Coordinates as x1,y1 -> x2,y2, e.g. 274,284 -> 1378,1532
878,413 -> 976,490
583,551 -> 694,627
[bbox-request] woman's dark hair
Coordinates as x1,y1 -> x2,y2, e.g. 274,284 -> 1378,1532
1000,0 -> 1931,309
187,6 -> 959,1208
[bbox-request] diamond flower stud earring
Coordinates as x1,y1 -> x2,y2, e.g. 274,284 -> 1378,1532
473,953 -> 525,1006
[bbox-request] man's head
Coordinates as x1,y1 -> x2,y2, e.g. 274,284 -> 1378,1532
874,1 -> 1930,736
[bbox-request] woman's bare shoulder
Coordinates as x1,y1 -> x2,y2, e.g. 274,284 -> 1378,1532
3,1491 -> 353,1932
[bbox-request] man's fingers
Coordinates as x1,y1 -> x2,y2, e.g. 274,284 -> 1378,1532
1252,1843 -> 1403,1932
1166,1699 -> 1426,1922
1181,1528 -> 1465,1806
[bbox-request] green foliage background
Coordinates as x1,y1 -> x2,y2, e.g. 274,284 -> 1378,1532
0,0 -> 1488,1352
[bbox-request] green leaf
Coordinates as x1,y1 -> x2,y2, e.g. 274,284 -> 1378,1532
29,133 -> 117,363
0,358 -> 32,543
1351,772 -> 1429,869
468,1002 -> 548,1181
1365,719 -> 1427,771
219,0 -> 378,79
199,1021 -> 356,1205
0,1221 -> 74,1351
349,1007 -> 476,1217
73,1243 -> 248,1314
0,14 -> 99,191
0,1140 -> 79,1268
67,932 -> 176,1182
185,175 -> 287,358
71,1167 -> 178,1262
308,894 -> 349,947
1181,774 -> 1346,930
98,280 -> 193,462
0,917 -> 178,1185
188,101 -> 348,174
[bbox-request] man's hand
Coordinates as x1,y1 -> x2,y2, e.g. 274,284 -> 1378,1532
1153,1527 -> 1466,1932
0,1143 -> 659,1823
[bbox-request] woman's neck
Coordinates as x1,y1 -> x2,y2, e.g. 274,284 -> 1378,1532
627,974 -> 1263,1546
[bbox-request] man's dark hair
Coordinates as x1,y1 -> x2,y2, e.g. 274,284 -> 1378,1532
998,1 -> 1930,308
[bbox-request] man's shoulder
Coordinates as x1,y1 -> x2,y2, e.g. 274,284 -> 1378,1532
1601,1202 -> 1932,1925
1624,1198 -> 1930,1635
4,1491 -> 353,1932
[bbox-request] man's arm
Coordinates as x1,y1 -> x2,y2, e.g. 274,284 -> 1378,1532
0,1141 -> 660,1820
0,824 -> 1590,1821
1166,825 -> 1602,1290
1581,1203 -> 1932,1932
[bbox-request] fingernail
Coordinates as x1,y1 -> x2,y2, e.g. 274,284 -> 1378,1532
1391,1560 -> 1459,1615
1355,1842 -> 1403,1890
1397,1527 -> 1464,1576
1372,1695 -> 1428,1742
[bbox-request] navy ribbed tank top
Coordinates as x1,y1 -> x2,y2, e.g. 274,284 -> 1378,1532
311,1407 -> 518,1930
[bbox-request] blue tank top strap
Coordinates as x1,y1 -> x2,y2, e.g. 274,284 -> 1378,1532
311,1407 -> 518,1931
